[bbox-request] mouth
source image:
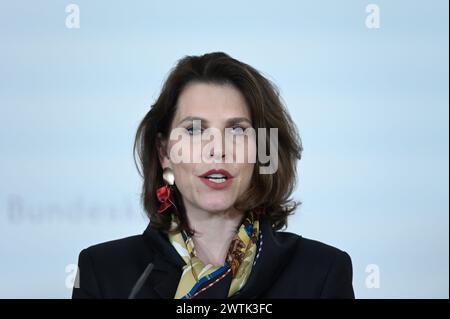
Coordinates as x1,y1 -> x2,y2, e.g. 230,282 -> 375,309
199,169 -> 234,189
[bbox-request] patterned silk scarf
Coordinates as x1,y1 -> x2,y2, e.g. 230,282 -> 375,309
168,211 -> 260,299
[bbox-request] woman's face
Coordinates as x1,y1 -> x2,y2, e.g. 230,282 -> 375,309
159,82 -> 256,214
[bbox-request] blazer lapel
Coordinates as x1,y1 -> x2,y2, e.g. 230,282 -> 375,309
230,217 -> 300,299
137,224 -> 185,299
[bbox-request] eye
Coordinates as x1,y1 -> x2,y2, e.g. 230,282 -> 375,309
230,126 -> 246,135
186,127 -> 203,135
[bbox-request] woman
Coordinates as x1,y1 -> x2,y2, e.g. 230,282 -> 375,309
72,52 -> 354,299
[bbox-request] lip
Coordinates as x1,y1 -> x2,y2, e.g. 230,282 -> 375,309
199,169 -> 234,190
200,169 -> 233,179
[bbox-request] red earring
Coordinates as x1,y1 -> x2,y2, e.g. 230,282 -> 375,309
156,167 -> 176,214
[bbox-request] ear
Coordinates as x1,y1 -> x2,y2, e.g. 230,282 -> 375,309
157,133 -> 171,169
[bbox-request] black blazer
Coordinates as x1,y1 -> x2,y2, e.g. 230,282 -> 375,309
72,217 -> 355,299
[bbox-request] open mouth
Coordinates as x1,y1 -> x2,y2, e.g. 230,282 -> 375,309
202,173 -> 229,183
199,169 -> 233,189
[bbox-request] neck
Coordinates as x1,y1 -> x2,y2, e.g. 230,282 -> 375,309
184,204 -> 245,266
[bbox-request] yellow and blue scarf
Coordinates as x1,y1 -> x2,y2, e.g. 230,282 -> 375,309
168,211 -> 259,299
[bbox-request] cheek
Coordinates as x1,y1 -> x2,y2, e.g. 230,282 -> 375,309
172,164 -> 194,190
239,164 -> 255,187
240,138 -> 256,178
241,138 -> 256,186
233,135 -> 256,164
246,137 -> 257,162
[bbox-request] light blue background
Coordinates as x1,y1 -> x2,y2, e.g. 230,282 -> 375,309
0,0 -> 448,298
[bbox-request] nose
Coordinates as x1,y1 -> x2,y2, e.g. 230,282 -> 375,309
209,133 -> 226,161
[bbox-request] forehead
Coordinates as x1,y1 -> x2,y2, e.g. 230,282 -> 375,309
174,82 -> 250,123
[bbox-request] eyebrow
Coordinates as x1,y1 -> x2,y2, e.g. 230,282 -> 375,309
177,116 -> 252,126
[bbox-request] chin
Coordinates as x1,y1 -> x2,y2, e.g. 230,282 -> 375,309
198,197 -> 235,213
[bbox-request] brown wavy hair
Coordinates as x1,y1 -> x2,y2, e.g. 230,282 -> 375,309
133,52 -> 303,234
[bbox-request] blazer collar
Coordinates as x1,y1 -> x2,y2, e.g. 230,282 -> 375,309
139,216 -> 299,299
230,216 -> 300,298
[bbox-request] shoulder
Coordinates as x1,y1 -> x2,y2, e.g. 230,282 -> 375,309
274,230 -> 351,262
82,235 -> 145,254
299,234 -> 351,265
271,230 -> 354,298
78,234 -> 150,266
73,235 -> 152,298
